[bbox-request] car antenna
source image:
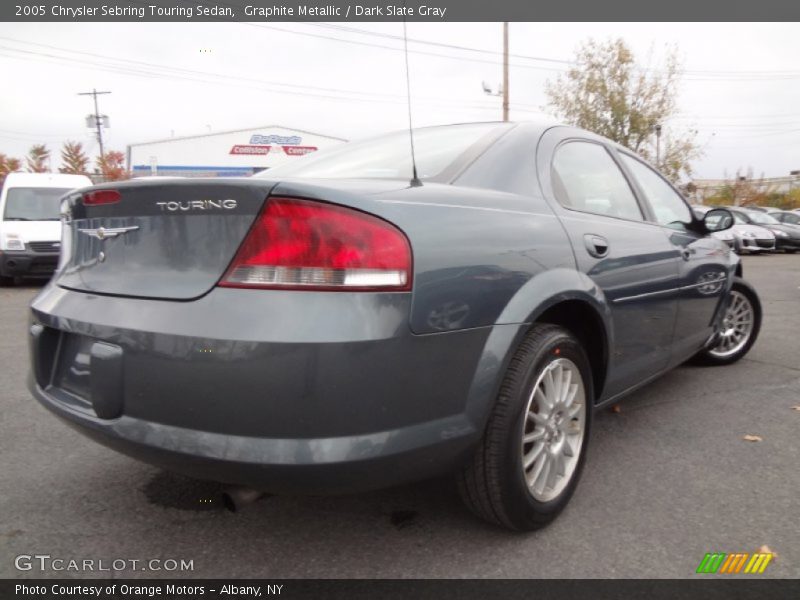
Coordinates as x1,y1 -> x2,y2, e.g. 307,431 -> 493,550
402,12 -> 422,187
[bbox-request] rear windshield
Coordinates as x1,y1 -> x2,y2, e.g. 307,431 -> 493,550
256,123 -> 508,181
3,187 -> 71,221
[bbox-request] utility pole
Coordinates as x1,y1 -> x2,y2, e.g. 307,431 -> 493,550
78,88 -> 111,158
502,22 -> 509,122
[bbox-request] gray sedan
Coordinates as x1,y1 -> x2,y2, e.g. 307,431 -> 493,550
28,122 -> 760,531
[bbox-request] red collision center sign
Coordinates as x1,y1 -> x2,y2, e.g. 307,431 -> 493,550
229,145 -> 319,156
283,146 -> 318,156
229,145 -> 271,155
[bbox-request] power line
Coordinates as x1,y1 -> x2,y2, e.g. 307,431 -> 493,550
308,23 -> 800,79
0,38 -> 526,112
309,23 -> 571,65
0,36 -> 417,102
237,23 -> 566,74
2,31 -> 798,149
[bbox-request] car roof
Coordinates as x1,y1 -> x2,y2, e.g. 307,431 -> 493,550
2,172 -> 93,188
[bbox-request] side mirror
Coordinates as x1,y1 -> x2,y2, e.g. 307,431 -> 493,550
703,208 -> 734,233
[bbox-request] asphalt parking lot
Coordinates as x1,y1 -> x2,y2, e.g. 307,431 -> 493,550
1,255 -> 798,579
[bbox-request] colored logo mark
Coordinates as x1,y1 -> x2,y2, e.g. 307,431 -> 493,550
696,552 -> 773,574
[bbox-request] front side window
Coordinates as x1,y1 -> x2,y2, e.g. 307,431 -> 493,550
619,154 -> 693,228
551,142 -> 643,221
3,188 -> 70,221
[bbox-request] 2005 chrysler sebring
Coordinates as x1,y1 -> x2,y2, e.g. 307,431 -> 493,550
28,123 -> 761,530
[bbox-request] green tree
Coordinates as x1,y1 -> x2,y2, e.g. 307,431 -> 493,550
59,141 -> 90,175
26,144 -> 50,173
545,38 -> 701,183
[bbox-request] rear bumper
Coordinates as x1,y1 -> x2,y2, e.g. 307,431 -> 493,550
28,284 -> 500,493
0,249 -> 58,278
29,376 -> 479,493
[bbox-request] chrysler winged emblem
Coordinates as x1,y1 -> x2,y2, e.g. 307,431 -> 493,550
78,226 -> 139,240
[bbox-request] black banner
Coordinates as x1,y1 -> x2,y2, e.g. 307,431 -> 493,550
4,579 -> 800,600
3,0 -> 800,22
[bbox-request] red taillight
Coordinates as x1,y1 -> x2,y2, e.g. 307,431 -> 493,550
83,190 -> 121,206
219,197 -> 412,291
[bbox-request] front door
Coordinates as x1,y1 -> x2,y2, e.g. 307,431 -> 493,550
538,132 -> 681,400
616,152 -> 731,364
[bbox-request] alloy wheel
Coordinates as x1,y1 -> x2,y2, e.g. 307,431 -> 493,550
708,290 -> 755,359
521,357 -> 586,502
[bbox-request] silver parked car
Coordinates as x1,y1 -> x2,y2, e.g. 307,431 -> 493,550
693,205 -> 774,254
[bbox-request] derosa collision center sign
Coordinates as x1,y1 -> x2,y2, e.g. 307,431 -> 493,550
229,145 -> 271,155
229,133 -> 318,156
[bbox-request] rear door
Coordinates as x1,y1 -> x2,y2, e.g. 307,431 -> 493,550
616,152 -> 731,364
537,129 -> 681,399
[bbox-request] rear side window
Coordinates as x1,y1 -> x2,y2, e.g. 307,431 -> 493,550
618,154 -> 693,227
552,142 -> 643,221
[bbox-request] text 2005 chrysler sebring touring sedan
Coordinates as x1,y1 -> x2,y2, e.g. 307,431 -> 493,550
28,123 -> 761,530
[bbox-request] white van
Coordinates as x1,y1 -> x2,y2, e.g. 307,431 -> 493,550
0,172 -> 93,285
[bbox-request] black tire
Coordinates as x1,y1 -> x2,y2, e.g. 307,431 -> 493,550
457,324 -> 593,531
0,275 -> 13,287
691,277 -> 761,366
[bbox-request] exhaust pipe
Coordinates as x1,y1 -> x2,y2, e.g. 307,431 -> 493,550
222,486 -> 265,512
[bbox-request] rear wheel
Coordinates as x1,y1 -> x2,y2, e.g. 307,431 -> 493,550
692,277 -> 761,366
458,324 -> 592,531
0,275 -> 13,287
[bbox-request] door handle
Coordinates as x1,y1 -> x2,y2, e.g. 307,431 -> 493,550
584,234 -> 609,258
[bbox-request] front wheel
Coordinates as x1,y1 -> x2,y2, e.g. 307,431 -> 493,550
457,324 -> 592,531
692,277 -> 761,366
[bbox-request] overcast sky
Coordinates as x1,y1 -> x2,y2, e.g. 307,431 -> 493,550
0,21 -> 798,179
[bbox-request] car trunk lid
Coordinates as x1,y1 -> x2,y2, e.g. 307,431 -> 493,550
56,179 -> 276,300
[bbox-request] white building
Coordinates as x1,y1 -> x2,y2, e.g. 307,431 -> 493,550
690,173 -> 800,200
126,125 -> 347,177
